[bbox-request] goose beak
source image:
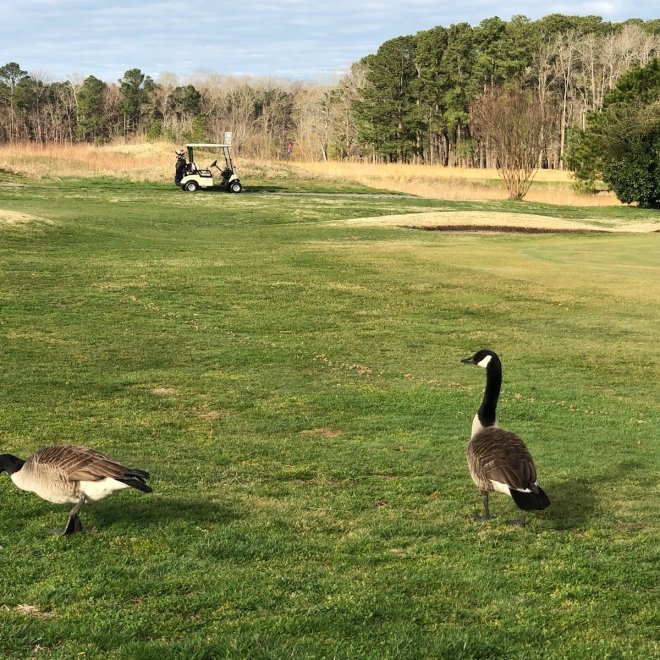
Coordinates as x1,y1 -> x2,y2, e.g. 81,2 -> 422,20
461,355 -> 475,364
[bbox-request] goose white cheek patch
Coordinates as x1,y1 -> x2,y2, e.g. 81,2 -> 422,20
477,355 -> 492,368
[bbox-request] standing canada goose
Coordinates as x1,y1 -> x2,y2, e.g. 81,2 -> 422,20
461,349 -> 549,523
0,445 -> 152,535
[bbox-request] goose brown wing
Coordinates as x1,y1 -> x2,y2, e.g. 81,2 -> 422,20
469,428 -> 537,490
31,445 -> 128,482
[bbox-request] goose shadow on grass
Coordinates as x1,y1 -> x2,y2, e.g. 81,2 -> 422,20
542,479 -> 598,530
542,461 -> 646,531
86,496 -> 242,531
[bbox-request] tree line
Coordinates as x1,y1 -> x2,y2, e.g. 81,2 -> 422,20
1,14 -> 659,168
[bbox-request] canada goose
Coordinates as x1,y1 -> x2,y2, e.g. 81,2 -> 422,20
0,445 -> 152,535
461,349 -> 550,523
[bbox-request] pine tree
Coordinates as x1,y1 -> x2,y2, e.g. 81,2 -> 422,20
355,36 -> 420,162
76,76 -> 106,142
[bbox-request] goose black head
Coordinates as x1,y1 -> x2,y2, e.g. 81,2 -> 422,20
461,349 -> 500,369
0,454 -> 25,475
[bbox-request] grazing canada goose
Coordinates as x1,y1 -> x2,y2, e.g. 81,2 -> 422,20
461,349 -> 550,523
0,445 -> 152,535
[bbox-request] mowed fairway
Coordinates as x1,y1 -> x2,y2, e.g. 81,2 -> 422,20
0,177 -> 658,658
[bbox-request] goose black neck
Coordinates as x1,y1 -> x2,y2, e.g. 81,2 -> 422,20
478,358 -> 502,427
0,454 -> 25,475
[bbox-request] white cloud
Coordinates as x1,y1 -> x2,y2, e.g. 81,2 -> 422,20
0,0 -> 656,82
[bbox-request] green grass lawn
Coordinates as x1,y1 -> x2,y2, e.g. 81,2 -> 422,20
0,176 -> 658,658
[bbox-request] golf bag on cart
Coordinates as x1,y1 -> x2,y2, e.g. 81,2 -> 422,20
174,151 -> 187,185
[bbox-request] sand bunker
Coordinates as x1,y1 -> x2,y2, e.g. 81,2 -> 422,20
342,211 -> 660,233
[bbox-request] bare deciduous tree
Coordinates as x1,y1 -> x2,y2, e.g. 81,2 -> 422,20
292,84 -> 332,161
471,86 -> 555,199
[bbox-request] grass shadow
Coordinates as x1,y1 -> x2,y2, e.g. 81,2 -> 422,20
87,496 -> 241,530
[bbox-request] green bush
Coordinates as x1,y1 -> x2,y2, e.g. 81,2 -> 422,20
184,114 -> 207,143
599,103 -> 660,207
601,125 -> 660,207
146,119 -> 163,142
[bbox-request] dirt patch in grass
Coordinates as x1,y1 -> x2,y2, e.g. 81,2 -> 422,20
196,410 -> 224,421
342,210 -> 660,233
2,604 -> 57,619
150,387 -> 179,396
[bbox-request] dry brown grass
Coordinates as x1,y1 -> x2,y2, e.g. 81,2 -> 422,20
0,142 -> 176,182
0,142 -> 276,185
291,161 -> 621,206
0,142 -> 621,206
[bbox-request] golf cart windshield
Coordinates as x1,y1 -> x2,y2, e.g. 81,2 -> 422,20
186,143 -> 233,170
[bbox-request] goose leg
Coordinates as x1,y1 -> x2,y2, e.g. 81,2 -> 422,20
63,512 -> 83,535
62,495 -> 86,535
507,514 -> 526,526
474,492 -> 494,522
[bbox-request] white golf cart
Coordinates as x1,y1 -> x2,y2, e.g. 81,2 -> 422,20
179,142 -> 242,193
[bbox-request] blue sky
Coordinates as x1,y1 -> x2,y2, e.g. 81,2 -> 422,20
0,1 -> 656,83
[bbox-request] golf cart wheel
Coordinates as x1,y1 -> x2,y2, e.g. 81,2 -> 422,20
229,181 -> 242,193
184,181 -> 199,192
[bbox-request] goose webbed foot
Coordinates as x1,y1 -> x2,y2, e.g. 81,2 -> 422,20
473,513 -> 495,522
62,513 -> 83,535
48,514 -> 83,536
506,515 -> 527,526
473,493 -> 493,522
52,496 -> 86,535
